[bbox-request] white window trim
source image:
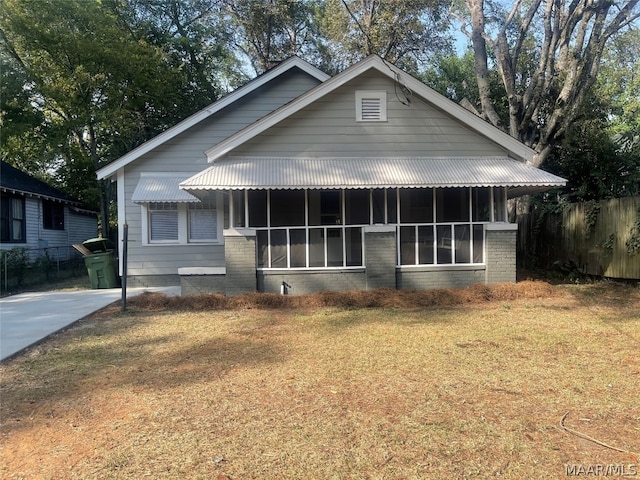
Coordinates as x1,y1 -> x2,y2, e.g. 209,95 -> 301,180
141,191 -> 224,246
355,90 -> 387,122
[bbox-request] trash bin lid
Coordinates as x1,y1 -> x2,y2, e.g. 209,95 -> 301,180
82,237 -> 115,253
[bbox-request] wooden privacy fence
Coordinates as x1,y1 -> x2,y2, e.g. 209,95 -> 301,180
517,196 -> 640,279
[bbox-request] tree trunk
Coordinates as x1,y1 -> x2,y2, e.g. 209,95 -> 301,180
467,0 -> 502,128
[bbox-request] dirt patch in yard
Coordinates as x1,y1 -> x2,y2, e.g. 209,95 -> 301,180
1,281 -> 638,479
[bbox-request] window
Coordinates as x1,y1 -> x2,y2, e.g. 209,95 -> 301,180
355,91 -> 387,122
43,200 -> 64,230
149,202 -> 178,242
1,194 -> 25,243
144,194 -> 221,245
188,195 -> 217,242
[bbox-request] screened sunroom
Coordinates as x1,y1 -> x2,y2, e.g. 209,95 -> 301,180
227,186 -> 507,270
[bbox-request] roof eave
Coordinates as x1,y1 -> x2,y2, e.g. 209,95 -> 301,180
0,186 -> 82,206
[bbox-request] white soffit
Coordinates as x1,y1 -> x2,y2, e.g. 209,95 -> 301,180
180,157 -> 566,192
132,175 -> 200,203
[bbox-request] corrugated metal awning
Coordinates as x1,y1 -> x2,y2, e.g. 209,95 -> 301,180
132,175 -> 200,203
180,157 -> 566,196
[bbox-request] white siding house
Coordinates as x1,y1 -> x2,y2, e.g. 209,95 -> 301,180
1,162 -> 98,261
98,55 -> 565,294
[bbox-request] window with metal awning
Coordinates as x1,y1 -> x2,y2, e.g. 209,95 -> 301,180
132,174 -> 221,244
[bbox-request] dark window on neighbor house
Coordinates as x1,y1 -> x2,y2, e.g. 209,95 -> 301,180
1,194 -> 26,242
43,200 -> 64,230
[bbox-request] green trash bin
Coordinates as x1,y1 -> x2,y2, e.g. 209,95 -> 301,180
82,238 -> 119,289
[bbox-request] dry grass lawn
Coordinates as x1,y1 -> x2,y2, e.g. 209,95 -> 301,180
1,281 -> 639,479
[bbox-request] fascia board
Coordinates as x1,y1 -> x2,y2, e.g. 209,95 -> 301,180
96,57 -> 329,180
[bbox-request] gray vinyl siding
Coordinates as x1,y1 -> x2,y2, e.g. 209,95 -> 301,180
67,211 -> 98,244
122,68 -> 321,278
233,71 -> 508,158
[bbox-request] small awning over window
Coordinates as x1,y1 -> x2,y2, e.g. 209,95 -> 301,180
180,157 -> 566,197
132,175 -> 200,203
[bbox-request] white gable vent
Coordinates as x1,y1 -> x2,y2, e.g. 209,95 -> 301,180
356,90 -> 387,122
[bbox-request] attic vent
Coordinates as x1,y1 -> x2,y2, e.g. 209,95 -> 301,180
356,91 -> 387,122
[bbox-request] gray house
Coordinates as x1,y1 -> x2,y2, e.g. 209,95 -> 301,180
97,55 -> 565,295
1,161 -> 98,260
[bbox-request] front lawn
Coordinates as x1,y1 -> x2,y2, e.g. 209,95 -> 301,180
1,282 -> 638,479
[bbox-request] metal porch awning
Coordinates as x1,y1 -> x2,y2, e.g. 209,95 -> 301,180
180,157 -> 566,197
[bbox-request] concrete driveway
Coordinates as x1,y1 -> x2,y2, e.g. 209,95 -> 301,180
0,286 -> 179,362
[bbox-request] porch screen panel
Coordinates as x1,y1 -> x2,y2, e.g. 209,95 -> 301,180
290,229 -> 306,268
418,226 -> 434,264
309,228 -> 325,267
231,191 -> 245,227
257,230 -> 269,267
473,188 -> 491,222
437,188 -> 470,222
400,226 -> 416,265
372,189 -> 385,224
494,188 -> 506,222
326,228 -> 343,266
308,190 -> 341,226
387,189 -> 397,223
345,227 -> 362,266
248,190 -> 267,227
400,188 -> 433,223
270,229 -> 287,268
473,224 -> 484,263
436,225 -> 452,264
345,190 -> 369,225
271,190 -> 304,227
454,225 -> 471,263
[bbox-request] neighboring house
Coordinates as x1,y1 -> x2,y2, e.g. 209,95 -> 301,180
0,161 -> 98,260
97,55 -> 565,295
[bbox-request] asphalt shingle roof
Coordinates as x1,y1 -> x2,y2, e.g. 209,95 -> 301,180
0,161 -> 78,204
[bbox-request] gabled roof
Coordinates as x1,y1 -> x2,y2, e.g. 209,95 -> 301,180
204,55 -> 536,164
96,57 -> 330,180
0,161 -> 80,205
